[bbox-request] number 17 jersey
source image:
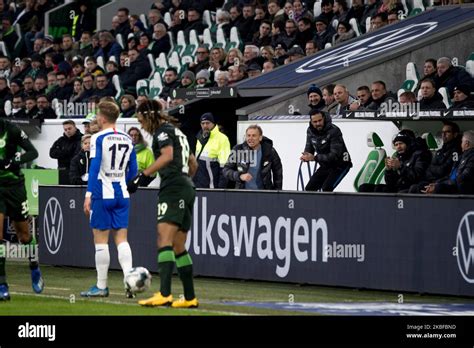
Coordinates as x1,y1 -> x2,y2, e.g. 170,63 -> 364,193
87,128 -> 138,199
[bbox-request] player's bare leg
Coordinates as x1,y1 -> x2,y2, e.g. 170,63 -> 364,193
113,228 -> 134,298
14,220 -> 44,294
139,222 -> 176,307
0,213 -> 9,301
80,229 -> 110,297
171,230 -> 198,308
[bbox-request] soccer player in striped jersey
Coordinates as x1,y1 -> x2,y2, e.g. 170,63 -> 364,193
81,101 -> 138,298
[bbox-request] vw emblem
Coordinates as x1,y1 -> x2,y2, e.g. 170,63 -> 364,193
43,197 -> 63,255
456,212 -> 474,283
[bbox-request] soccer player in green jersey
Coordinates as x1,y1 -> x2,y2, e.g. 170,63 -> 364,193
0,119 -> 44,301
127,99 -> 199,308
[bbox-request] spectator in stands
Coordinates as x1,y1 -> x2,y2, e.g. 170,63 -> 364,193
1,16 -> 18,55
244,44 -> 263,67
69,134 -> 91,185
50,70 -> 73,101
85,56 -> 105,76
255,6 -> 267,21
283,1 -> 294,18
127,36 -> 139,51
105,60 -> 119,79
451,85 -> 474,109
127,127 -> 154,175
72,1 -> 94,42
364,80 -> 397,110
95,31 -> 122,63
263,60 -> 276,73
387,10 -> 400,25
50,120 -> 83,184
285,46 -> 305,64
45,71 -> 58,98
409,121 -> 461,193
419,78 -> 446,110
115,7 -> 132,39
62,34 -> 78,62
34,75 -> 47,95
224,125 -> 283,190
260,46 -> 275,63
369,13 -> 388,32
69,78 -> 83,103
274,19 -> 298,49
333,84 -> 356,116
307,84 -> 326,112
348,0 -> 367,25
216,10 -> 232,38
216,71 -> 230,87
194,112 -> 231,188
36,94 -> 57,120
77,73 -> 95,102
179,70 -> 196,89
10,79 -> 23,97
119,95 -> 136,118
189,45 -> 210,73
271,19 -> 285,47
13,0 -> 39,38
29,54 -> 45,80
435,57 -> 474,95
228,64 -> 247,85
301,109 -> 352,191
210,47 -> 227,71
196,70 -> 213,87
314,16 -> 335,50
0,77 -> 12,115
44,53 -> 55,74
239,4 -> 257,43
322,84 -> 338,114
333,0 -> 351,23
78,31 -> 94,58
415,58 -> 437,92
160,67 -> 180,99
349,85 -> 373,110
332,21 -> 356,46
147,9 -> 165,36
136,94 -> 148,107
93,74 -> 115,98
274,43 -> 288,66
398,91 -> 417,105
23,76 -> 35,97
320,0 -> 335,24
150,23 -> 171,57
110,16 -> 120,36
39,36 -> 55,56
119,48 -> 152,93
11,95 -> 26,118
425,130 -> 474,195
267,0 -> 286,23
377,0 -> 403,15
223,48 -> 243,70
297,18 -> 315,50
293,0 -> 313,22
184,8 -> 207,37
361,0 -> 379,33
362,129 -> 432,193
252,20 -> 273,48
24,96 -> 39,119
0,56 -> 11,79
246,63 -> 262,78
169,8 -> 187,41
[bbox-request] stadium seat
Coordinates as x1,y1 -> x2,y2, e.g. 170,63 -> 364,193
168,32 -> 175,52
181,29 -> 198,64
466,52 -> 474,77
155,52 -> 168,76
226,26 -> 242,51
365,17 -> 371,32
168,51 -> 182,74
422,132 -> 439,152
412,0 -> 425,11
353,132 -> 387,191
313,1 -> 322,17
203,10 -> 213,30
169,30 -> 186,58
438,87 -> 451,109
147,53 -> 156,78
400,0 -> 409,15
215,27 -> 226,48
203,28 -> 214,50
399,62 -> 419,92
112,75 -> 124,100
140,14 -> 148,29
0,42 -> 8,57
4,100 -> 12,116
325,42 -> 332,49
164,12 -> 172,27
116,34 -> 125,49
109,56 -> 117,63
332,18 -> 339,30
349,18 -> 361,37
51,99 -> 62,118
97,56 -> 105,70
149,78 -> 163,100
409,7 -> 423,16
136,79 -> 149,96
127,33 -> 134,40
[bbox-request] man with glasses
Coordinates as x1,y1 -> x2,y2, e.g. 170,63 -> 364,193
94,74 -> 115,98
150,23 -> 171,57
189,45 -> 210,74
51,71 -> 74,101
11,96 -> 26,118
273,19 -> 297,49
77,73 -> 96,103
36,95 -> 57,120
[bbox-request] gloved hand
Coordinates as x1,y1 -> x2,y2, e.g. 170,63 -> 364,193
127,172 -> 149,194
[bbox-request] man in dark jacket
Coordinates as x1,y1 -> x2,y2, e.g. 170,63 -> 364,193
49,120 -> 83,185
183,8 -> 207,37
419,78 -> 446,110
409,121 -> 462,193
434,57 -> 474,95
223,125 -> 283,190
313,17 -> 335,50
119,48 -> 152,92
300,109 -> 352,191
69,134 -> 90,185
450,85 -> 474,109
364,81 -> 396,111
307,84 -> 326,113
361,129 -> 432,193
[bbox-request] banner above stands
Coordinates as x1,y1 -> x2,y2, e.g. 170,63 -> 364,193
341,109 -> 474,120
172,87 -> 238,100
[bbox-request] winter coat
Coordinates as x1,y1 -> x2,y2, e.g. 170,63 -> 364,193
304,112 -> 352,169
419,92 -> 446,110
49,130 -> 83,170
424,137 -> 462,182
69,150 -> 90,185
223,137 -> 283,190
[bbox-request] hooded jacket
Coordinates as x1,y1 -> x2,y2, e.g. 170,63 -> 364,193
223,136 -> 283,190
385,136 -> 432,191
419,92 -> 446,110
304,112 -> 352,169
49,130 -> 83,170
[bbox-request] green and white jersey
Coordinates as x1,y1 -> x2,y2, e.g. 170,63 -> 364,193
152,122 -> 191,187
0,119 -> 38,186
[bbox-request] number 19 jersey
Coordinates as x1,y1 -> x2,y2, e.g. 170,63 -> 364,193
87,128 -> 138,200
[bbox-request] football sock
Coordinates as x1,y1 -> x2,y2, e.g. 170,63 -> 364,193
0,240 -> 6,284
158,246 -> 175,297
175,251 -> 195,300
117,242 -> 133,277
24,235 -> 39,270
95,244 -> 110,289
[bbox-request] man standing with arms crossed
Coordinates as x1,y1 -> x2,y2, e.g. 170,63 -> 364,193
82,101 -> 138,298
0,119 -> 44,301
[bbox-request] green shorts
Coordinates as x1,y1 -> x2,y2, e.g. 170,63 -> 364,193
0,182 -> 29,222
157,178 -> 195,231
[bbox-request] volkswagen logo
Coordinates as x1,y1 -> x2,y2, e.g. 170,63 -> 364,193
43,197 -> 63,255
456,212 -> 474,283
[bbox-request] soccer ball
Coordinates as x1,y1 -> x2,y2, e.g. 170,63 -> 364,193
124,267 -> 151,294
